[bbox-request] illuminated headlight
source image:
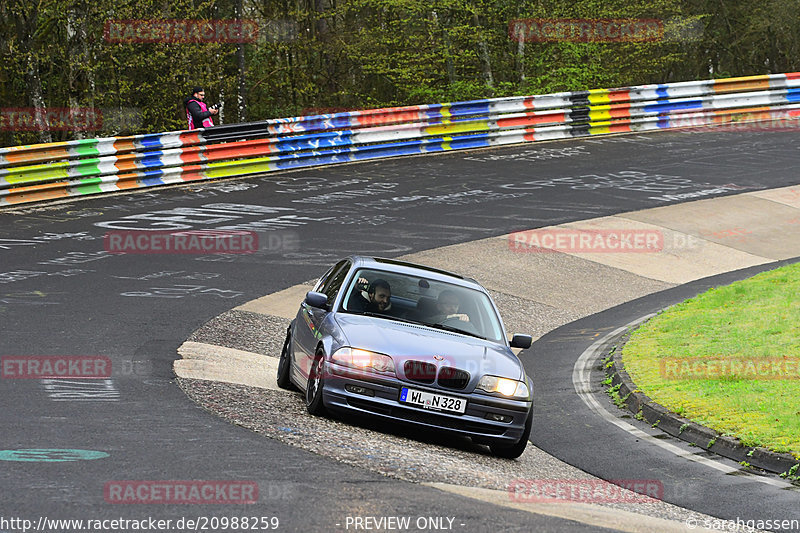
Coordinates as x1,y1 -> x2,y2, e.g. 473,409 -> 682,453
331,347 -> 396,375
476,375 -> 530,399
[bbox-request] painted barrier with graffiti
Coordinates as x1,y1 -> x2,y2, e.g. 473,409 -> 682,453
1,73 -> 799,206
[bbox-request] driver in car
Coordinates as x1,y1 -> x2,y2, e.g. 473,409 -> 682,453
352,278 -> 392,314
429,290 -> 470,323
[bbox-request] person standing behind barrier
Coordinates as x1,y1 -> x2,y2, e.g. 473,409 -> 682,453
183,87 -> 218,129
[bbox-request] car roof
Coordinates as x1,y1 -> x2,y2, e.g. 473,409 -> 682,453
348,256 -> 484,290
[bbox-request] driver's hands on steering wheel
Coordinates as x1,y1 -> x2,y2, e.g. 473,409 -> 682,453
445,313 -> 470,322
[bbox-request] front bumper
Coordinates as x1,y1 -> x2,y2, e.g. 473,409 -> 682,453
322,362 -> 532,444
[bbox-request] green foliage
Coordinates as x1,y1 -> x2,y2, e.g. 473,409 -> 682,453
622,261 -> 800,459
3,0 -> 800,145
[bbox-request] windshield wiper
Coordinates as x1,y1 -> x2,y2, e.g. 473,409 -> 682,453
357,311 -> 417,324
418,321 -> 487,340
354,312 -> 487,340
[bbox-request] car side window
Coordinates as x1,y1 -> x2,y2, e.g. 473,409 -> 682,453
319,260 -> 351,304
313,266 -> 335,293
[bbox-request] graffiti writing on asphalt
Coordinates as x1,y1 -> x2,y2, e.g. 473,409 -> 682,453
120,285 -> 244,299
2,210 -> 106,232
277,251 -> 342,263
354,190 -> 529,211
38,252 -> 113,266
273,176 -> 367,194
0,269 -> 95,284
97,190 -> 224,213
47,269 -> 93,277
0,290 -> 60,306
0,238 -> 39,249
646,183 -> 760,202
326,214 -> 402,226
0,271 -> 47,284
31,232 -> 96,241
291,182 -> 399,204
194,254 -> 240,263
0,233 -> 96,249
497,170 -> 758,201
9,207 -> 104,219
462,146 -> 589,162
41,378 -> 120,402
499,171 -> 694,191
192,182 -> 259,193
113,271 -> 221,281
580,134 -> 663,145
94,203 -> 334,231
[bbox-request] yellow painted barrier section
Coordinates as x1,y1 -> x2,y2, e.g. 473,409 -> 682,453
425,120 -> 489,136
588,89 -> 611,105
3,163 -> 71,184
588,109 -> 612,121
205,157 -> 277,178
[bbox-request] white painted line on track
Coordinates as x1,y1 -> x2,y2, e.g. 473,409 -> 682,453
572,314 -> 795,489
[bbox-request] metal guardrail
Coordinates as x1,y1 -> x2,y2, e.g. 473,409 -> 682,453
1,73 -> 799,207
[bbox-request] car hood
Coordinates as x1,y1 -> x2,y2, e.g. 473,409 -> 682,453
333,313 -> 523,382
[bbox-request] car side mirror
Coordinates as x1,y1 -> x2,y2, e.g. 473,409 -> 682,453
305,291 -> 328,309
510,334 -> 532,349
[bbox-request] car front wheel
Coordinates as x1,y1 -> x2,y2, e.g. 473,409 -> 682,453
305,349 -> 327,416
490,407 -> 532,459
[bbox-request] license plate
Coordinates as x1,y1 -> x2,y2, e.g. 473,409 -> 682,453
399,387 -> 467,414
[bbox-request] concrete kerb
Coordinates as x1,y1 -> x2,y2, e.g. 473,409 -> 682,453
175,341 -> 282,391
606,311 -> 800,478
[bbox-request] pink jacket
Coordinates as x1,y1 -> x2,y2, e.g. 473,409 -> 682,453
185,99 -> 214,129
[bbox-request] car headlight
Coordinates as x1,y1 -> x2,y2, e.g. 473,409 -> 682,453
331,347 -> 396,375
476,375 -> 530,399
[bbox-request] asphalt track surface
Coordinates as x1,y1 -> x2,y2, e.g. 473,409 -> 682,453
1,129 -> 799,532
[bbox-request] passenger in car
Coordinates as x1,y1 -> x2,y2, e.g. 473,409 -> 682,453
425,290 -> 470,323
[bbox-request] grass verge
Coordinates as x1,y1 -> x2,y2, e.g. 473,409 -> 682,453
622,262 -> 800,460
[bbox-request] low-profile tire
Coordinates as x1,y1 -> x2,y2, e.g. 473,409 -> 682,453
276,326 -> 296,390
305,348 -> 327,416
490,407 -> 532,459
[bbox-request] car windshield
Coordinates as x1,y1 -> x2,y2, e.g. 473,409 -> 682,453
341,268 -> 506,344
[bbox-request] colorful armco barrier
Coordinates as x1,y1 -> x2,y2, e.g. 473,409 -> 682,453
2,73 -> 800,206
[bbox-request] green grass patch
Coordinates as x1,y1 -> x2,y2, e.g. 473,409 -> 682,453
622,262 -> 800,459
